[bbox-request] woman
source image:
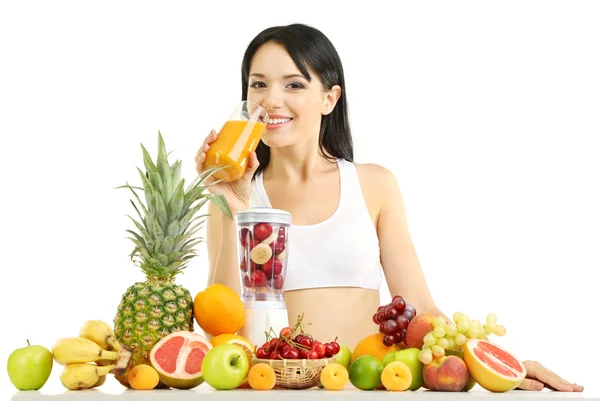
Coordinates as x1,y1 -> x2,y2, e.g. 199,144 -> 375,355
195,23 -> 583,392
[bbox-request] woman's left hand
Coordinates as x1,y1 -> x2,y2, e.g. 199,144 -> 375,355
518,360 -> 584,392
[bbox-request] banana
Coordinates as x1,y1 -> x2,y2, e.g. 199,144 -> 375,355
91,374 -> 107,388
79,320 -> 122,351
277,249 -> 287,261
52,337 -> 118,366
59,363 -> 114,390
261,232 -> 276,245
250,242 -> 273,264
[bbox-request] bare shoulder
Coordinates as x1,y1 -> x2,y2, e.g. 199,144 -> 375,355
354,162 -> 399,193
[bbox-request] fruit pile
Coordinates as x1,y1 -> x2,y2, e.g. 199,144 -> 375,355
239,223 -> 287,291
372,295 -> 417,346
255,315 -> 340,360
417,312 -> 506,364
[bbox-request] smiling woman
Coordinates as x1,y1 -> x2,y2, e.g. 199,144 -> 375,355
194,23 -> 584,393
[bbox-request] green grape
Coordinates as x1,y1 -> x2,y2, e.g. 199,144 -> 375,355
431,345 -> 445,358
495,325 -> 506,336
446,337 -> 457,351
433,326 -> 446,338
437,337 -> 450,350
468,327 -> 480,338
419,348 -> 433,364
484,322 -> 497,334
455,333 -> 467,346
424,332 -> 437,347
433,316 -> 447,328
453,312 -> 468,323
457,319 -> 470,334
486,313 -> 497,324
445,324 -> 458,337
422,343 -> 430,351
470,319 -> 481,328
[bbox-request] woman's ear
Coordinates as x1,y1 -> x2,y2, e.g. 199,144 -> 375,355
322,85 -> 342,116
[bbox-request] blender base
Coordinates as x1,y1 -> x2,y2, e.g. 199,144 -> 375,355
238,306 -> 289,348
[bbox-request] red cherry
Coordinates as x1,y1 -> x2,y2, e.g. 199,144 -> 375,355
270,350 -> 282,360
262,257 -> 283,278
299,337 -> 312,348
268,338 -> 279,349
300,348 -> 310,359
330,342 -> 340,354
253,223 -> 273,241
294,334 -> 304,343
383,335 -> 395,346
324,343 -> 335,357
312,341 -> 326,358
307,350 -> 319,359
256,347 -> 270,359
282,347 -> 300,359
280,327 -> 293,339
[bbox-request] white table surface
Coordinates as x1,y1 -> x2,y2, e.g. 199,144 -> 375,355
10,381 -> 598,401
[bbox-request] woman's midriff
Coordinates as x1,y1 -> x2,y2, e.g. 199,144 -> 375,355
283,287 -> 380,350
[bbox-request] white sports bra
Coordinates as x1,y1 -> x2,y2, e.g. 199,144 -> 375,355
250,159 -> 382,291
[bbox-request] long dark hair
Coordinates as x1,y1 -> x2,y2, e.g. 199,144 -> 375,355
241,23 -> 354,179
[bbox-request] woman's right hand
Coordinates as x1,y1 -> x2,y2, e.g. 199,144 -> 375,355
194,129 -> 260,214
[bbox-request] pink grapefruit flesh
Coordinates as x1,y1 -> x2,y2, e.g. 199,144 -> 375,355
149,331 -> 212,389
463,339 -> 526,393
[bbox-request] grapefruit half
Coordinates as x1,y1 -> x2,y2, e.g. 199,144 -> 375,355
149,331 -> 212,389
463,339 -> 526,392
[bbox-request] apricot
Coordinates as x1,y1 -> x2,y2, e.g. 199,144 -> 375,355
381,361 -> 412,391
128,364 -> 160,390
247,363 -> 276,391
422,355 -> 469,392
405,313 -> 436,349
320,363 -> 349,391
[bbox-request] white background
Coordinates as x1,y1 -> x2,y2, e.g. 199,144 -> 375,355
1,0 -> 598,396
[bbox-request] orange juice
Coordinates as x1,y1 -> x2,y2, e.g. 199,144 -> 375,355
204,120 -> 266,182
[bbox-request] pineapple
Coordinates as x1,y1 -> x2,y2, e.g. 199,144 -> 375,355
113,132 -> 230,387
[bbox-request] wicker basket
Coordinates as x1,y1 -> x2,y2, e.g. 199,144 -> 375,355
252,357 -> 336,389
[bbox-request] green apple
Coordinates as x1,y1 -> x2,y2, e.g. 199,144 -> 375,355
382,348 -> 424,390
201,344 -> 249,390
7,340 -> 53,391
348,355 -> 383,390
334,344 -> 352,370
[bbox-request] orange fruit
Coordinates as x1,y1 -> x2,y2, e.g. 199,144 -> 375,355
194,284 -> 245,336
247,363 -> 276,390
351,333 -> 400,363
320,363 -> 349,390
128,364 -> 160,390
210,334 -> 255,367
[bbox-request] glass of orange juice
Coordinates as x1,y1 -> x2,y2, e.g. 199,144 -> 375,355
204,101 -> 269,182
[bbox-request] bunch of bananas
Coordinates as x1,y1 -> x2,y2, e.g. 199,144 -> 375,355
52,320 -> 133,390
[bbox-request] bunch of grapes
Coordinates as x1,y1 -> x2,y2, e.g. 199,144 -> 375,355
372,295 -> 417,346
418,312 -> 506,364
255,314 -> 340,360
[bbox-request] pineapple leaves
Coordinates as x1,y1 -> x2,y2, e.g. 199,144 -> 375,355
204,193 -> 232,219
120,132 -> 233,277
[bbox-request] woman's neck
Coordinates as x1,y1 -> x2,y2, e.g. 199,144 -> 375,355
264,141 -> 333,183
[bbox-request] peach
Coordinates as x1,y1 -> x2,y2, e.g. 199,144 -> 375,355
405,313 -> 436,349
128,364 -> 160,390
320,363 -> 349,391
381,361 -> 412,391
423,355 -> 469,392
247,363 -> 276,390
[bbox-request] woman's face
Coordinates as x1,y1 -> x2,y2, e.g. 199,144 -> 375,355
247,42 -> 339,149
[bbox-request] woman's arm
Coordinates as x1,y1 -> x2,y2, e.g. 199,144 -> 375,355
369,166 -> 448,320
205,201 -> 241,295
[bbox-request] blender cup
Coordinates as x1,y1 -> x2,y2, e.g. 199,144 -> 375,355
235,207 -> 291,346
